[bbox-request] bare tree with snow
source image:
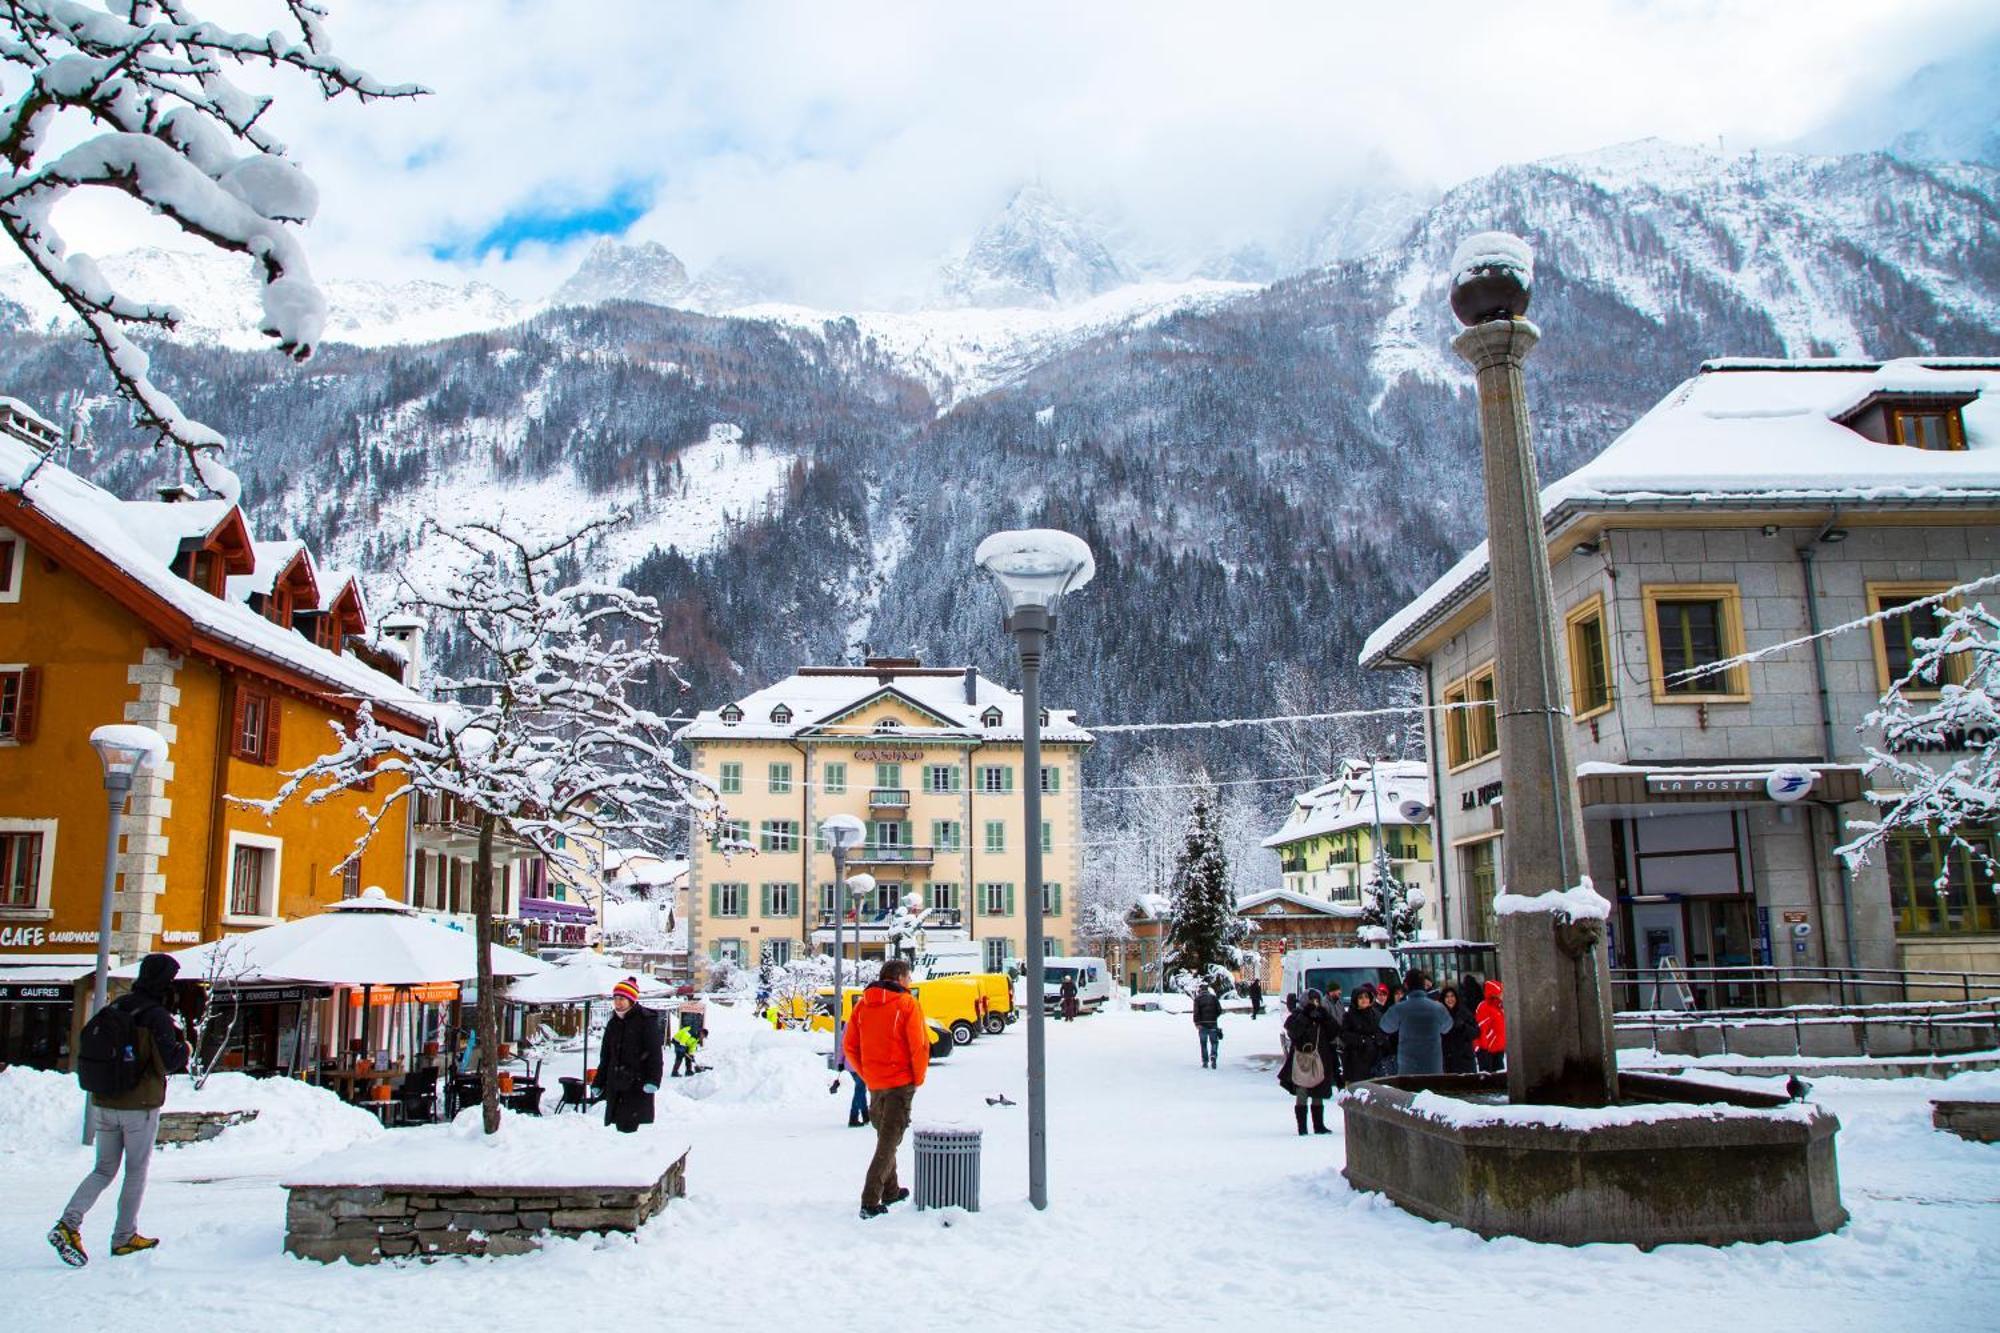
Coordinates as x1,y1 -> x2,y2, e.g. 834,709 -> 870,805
243,513 -> 711,1134
1,2 -> 422,488
1841,600 -> 2000,899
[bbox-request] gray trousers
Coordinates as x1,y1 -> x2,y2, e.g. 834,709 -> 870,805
63,1106 -> 160,1244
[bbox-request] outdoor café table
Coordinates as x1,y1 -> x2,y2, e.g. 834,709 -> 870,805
320,1067 -> 407,1105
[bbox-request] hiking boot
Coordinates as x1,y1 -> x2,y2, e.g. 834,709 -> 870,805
111,1235 -> 159,1257
887,1187 -> 911,1206
859,1204 -> 890,1219
47,1222 -> 86,1268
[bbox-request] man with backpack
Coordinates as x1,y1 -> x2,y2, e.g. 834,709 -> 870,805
49,953 -> 190,1266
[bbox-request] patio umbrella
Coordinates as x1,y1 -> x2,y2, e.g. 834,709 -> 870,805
112,887 -> 551,987
505,952 -> 669,1088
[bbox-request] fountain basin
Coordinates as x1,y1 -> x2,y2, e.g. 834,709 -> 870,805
1341,1072 -> 1845,1247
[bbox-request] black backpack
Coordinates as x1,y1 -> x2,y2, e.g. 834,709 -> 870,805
76,998 -> 147,1096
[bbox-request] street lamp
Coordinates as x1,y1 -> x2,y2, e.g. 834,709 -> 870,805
975,527 -> 1095,1212
820,814 -> 865,1068
85,724 -> 163,1145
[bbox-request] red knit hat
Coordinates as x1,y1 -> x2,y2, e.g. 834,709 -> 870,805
612,978 -> 641,1004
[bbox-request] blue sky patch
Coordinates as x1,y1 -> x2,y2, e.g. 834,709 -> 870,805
432,179 -> 655,261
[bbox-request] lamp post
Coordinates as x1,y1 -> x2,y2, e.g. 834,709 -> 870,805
820,815 -> 866,1068
975,527 -> 1095,1212
85,725 -> 163,1145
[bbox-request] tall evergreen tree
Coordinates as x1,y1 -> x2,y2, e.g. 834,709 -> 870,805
1163,784 -> 1249,986
1358,841 -> 1423,947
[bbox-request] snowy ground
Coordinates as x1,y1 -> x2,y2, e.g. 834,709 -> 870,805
3,1005 -> 1997,1331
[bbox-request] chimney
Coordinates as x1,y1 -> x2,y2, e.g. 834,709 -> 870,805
156,481 -> 203,503
377,613 -> 427,691
963,665 -> 979,704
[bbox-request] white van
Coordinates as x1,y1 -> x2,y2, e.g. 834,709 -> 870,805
1042,956 -> 1113,1014
1280,948 -> 1399,1008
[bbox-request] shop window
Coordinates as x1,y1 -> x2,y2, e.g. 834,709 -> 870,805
1565,595 -> 1614,720
232,687 -> 281,764
1443,664 -> 1498,770
1887,826 -> 2000,936
0,666 -> 41,743
823,762 -> 847,795
1869,583 -> 1962,694
1642,584 -> 1748,702
224,834 -> 281,921
0,822 -> 52,911
0,529 -> 21,602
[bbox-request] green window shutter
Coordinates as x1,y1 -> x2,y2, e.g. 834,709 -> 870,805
1042,765 -> 1059,793
1005,883 -> 1016,916
1041,821 -> 1053,854
1045,883 -> 1062,915
1005,766 -> 1016,792
709,884 -> 719,916
759,884 -> 771,915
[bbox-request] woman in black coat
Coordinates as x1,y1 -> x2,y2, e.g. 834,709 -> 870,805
1439,985 -> 1479,1074
1278,989 -> 1339,1136
594,984 -> 664,1133
1339,986 -> 1386,1088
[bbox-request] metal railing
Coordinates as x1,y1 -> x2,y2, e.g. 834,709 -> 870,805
1612,964 -> 2000,1015
849,843 -> 934,866
868,788 -> 911,808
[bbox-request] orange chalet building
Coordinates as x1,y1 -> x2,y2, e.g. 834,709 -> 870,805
0,397 -> 426,1068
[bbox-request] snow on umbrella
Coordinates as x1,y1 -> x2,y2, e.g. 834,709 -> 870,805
111,886 -> 550,987
505,953 -> 669,1006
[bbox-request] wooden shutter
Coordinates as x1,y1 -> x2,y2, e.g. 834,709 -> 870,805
759,884 -> 771,916
1005,883 -> 1015,916
709,884 -> 719,916
13,667 -> 40,743
261,693 -> 281,764
230,685 -> 249,759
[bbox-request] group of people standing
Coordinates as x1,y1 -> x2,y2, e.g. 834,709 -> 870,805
1275,972 -> 1505,1136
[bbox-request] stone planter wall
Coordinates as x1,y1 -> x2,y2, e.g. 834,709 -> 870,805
1932,1099 -> 2000,1144
157,1109 -> 259,1146
284,1153 -> 687,1264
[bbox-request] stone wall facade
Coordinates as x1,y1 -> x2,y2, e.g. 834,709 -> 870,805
284,1154 -> 687,1264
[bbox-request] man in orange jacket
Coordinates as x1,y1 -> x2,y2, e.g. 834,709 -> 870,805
842,958 -> 930,1218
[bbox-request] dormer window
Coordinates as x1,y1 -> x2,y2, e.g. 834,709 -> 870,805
1039,708 -> 1049,727
719,703 -> 743,725
980,706 -> 1003,728
769,704 -> 793,725
1889,405 -> 1965,452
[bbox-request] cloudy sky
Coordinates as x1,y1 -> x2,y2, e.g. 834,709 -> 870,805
31,0 -> 2000,308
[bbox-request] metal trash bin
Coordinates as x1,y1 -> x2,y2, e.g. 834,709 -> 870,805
913,1125 -> 982,1212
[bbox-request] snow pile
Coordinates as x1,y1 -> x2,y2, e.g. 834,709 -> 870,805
284,1106 -> 687,1189
1449,231 -> 1534,289
0,1067 -> 86,1156
1493,877 -> 1612,922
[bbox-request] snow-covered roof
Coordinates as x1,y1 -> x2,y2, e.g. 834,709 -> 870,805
1264,759 -> 1432,848
0,433 -> 427,723
1362,358 -> 2000,668
1237,888 -> 1363,918
605,849 -> 688,889
676,663 -> 1092,744
225,538 -> 312,602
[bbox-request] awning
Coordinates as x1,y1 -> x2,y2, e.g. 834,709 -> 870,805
520,896 -> 595,925
0,962 -> 89,1003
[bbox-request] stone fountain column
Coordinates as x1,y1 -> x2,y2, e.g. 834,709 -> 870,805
1449,246 -> 1617,1107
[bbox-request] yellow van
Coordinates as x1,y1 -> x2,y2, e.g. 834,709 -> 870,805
809,986 -> 954,1061
909,975 -> 989,1047
965,973 -> 1015,1034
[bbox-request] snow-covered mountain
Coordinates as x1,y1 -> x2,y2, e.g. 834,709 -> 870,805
549,239 -> 692,308
0,246 -> 529,348
936,185 -> 1135,308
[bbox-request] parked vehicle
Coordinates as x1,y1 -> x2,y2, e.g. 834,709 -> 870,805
810,986 -> 954,1060
909,975 -> 988,1046
1280,948 -> 1399,1006
967,973 -> 1016,1033
1041,957 -> 1114,1014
